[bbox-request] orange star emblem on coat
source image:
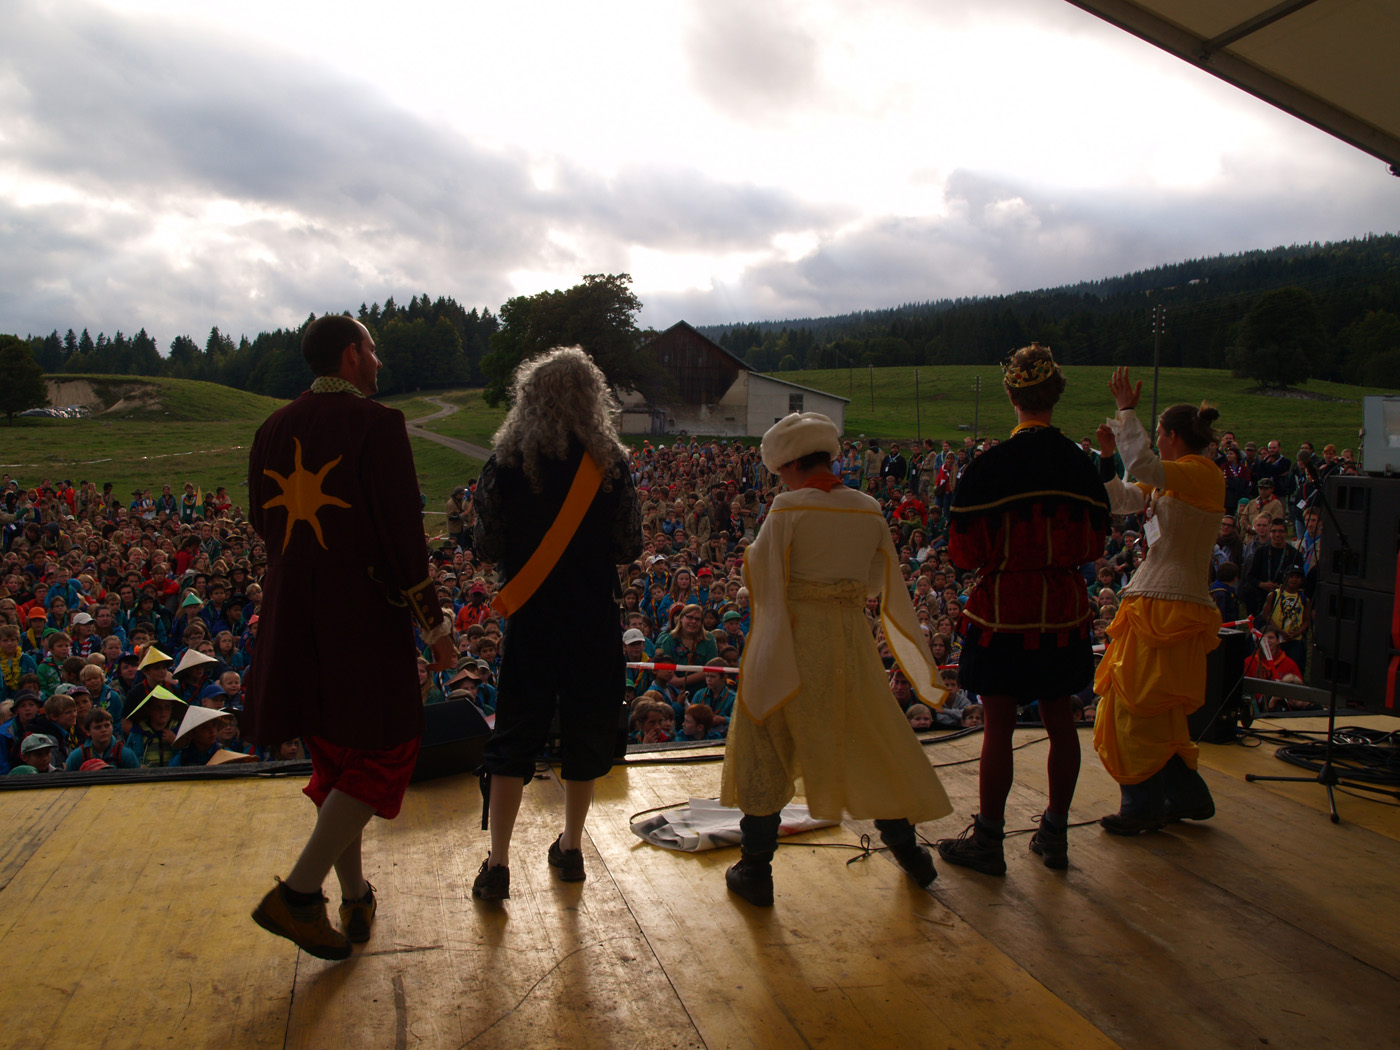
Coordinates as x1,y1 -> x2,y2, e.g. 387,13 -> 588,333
261,438 -> 351,552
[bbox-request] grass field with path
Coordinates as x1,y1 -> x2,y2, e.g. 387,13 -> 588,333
5,369 -> 1392,536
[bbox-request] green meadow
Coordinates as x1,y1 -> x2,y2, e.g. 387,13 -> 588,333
4,368 -> 1390,532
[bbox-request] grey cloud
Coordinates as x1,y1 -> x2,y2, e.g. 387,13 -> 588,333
683,0 -> 825,123
0,2 -> 833,340
647,152 -> 1400,327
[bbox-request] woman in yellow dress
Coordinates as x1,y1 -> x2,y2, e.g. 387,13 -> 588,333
1092,367 -> 1223,833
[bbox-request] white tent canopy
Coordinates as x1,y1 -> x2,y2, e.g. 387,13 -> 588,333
1064,0 -> 1400,173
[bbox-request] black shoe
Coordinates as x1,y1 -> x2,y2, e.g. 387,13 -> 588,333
884,838 -> 937,887
1028,817 -> 1069,870
1166,800 -> 1215,823
725,855 -> 774,907
548,835 -> 586,882
472,857 -> 510,900
1099,811 -> 1165,836
935,818 -> 1007,876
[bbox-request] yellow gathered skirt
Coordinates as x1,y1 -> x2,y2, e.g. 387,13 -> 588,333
1093,595 -> 1222,785
720,580 -> 952,823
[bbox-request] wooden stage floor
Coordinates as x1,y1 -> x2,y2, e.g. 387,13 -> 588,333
3,714 -> 1398,1050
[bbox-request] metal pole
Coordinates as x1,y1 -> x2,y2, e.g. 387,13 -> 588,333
973,376 -> 980,439
914,369 -> 921,442
1150,305 -> 1164,444
869,365 -> 875,412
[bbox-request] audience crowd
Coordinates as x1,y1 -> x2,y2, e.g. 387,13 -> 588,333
0,427 -> 1357,775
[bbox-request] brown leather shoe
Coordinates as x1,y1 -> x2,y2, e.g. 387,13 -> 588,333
253,880 -> 352,961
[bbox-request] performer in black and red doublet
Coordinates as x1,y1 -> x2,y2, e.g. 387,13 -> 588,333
936,343 -> 1110,876
247,314 -> 454,961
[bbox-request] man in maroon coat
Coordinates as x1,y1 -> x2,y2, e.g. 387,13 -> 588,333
248,314 -> 454,961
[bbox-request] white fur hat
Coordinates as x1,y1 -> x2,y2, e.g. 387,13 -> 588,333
761,412 -> 841,474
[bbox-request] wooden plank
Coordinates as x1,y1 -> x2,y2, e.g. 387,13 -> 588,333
285,770 -> 702,1050
0,780 -> 301,1050
925,728 -> 1400,1050
0,785 -> 86,894
1198,714 -> 1400,840
587,758 -> 1122,1050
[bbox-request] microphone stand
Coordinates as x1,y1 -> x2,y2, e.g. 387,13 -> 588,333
1245,465 -> 1350,822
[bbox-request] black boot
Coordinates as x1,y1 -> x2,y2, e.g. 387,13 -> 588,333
936,815 -> 1007,876
875,818 -> 937,886
727,812 -> 780,907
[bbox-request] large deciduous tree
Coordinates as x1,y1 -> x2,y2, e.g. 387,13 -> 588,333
481,273 -> 662,405
0,335 -> 49,424
1227,287 -> 1325,388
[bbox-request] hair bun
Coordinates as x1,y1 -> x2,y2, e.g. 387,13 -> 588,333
1197,405 -> 1220,427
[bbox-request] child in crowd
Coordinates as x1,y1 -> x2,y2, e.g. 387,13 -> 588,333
1,689 -> 44,774
66,708 -> 139,770
12,733 -> 60,775
124,685 -> 184,767
677,703 -> 725,742
169,706 -> 226,766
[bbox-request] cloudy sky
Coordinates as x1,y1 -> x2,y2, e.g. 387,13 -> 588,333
3,0 -> 1398,344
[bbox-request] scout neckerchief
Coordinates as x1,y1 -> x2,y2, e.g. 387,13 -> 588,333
491,454 -> 604,619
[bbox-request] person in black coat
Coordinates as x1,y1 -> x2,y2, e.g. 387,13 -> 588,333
471,347 -> 642,901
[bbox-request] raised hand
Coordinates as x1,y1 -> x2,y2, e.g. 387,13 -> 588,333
1108,366 -> 1142,411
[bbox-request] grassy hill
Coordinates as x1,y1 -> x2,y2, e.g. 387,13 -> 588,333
44,374 -> 287,421
787,365 -> 1389,454
5,371 -> 1387,537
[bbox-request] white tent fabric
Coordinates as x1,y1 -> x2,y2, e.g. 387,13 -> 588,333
1063,0 -> 1400,173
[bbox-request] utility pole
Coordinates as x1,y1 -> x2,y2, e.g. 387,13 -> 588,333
973,375 -> 980,439
1151,304 -> 1165,447
914,369 -> 922,442
869,365 -> 875,412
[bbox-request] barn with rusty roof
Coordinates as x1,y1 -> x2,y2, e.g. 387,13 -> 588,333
618,321 -> 848,438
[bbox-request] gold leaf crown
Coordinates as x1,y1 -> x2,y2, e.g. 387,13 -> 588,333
1002,354 -> 1056,389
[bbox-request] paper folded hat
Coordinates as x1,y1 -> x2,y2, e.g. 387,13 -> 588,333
137,646 -> 173,670
172,705 -> 229,749
125,684 -> 186,720
761,412 -> 841,474
207,749 -> 258,766
174,650 -> 219,676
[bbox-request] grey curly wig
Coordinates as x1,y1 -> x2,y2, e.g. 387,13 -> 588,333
491,346 -> 628,492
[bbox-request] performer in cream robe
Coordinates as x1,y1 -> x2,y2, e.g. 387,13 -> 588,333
720,412 -> 951,905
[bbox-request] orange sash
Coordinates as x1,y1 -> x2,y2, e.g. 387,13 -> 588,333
490,454 -> 603,619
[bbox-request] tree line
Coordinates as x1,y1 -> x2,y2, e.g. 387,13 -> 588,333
21,295 -> 499,401
704,233 -> 1400,388
5,234 -> 1400,414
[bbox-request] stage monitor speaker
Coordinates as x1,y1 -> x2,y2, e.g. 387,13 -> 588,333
1309,582 -> 1400,712
412,697 -> 491,782
1321,475 -> 1400,582
1191,628 -> 1250,743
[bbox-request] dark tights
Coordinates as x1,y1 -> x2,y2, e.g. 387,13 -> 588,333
978,694 -> 1081,823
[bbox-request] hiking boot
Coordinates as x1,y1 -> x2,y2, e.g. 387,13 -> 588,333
472,857 -> 510,900
548,836 -> 586,882
1099,810 -> 1165,836
339,881 -> 376,943
1166,800 -> 1215,823
725,854 -> 774,907
884,838 -> 937,886
1028,817 -> 1069,870
935,818 -> 1007,876
252,880 -> 352,961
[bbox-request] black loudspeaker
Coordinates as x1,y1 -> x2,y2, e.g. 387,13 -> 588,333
1310,582 -> 1400,712
412,698 -> 491,782
1321,475 -> 1400,582
1191,628 -> 1250,743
